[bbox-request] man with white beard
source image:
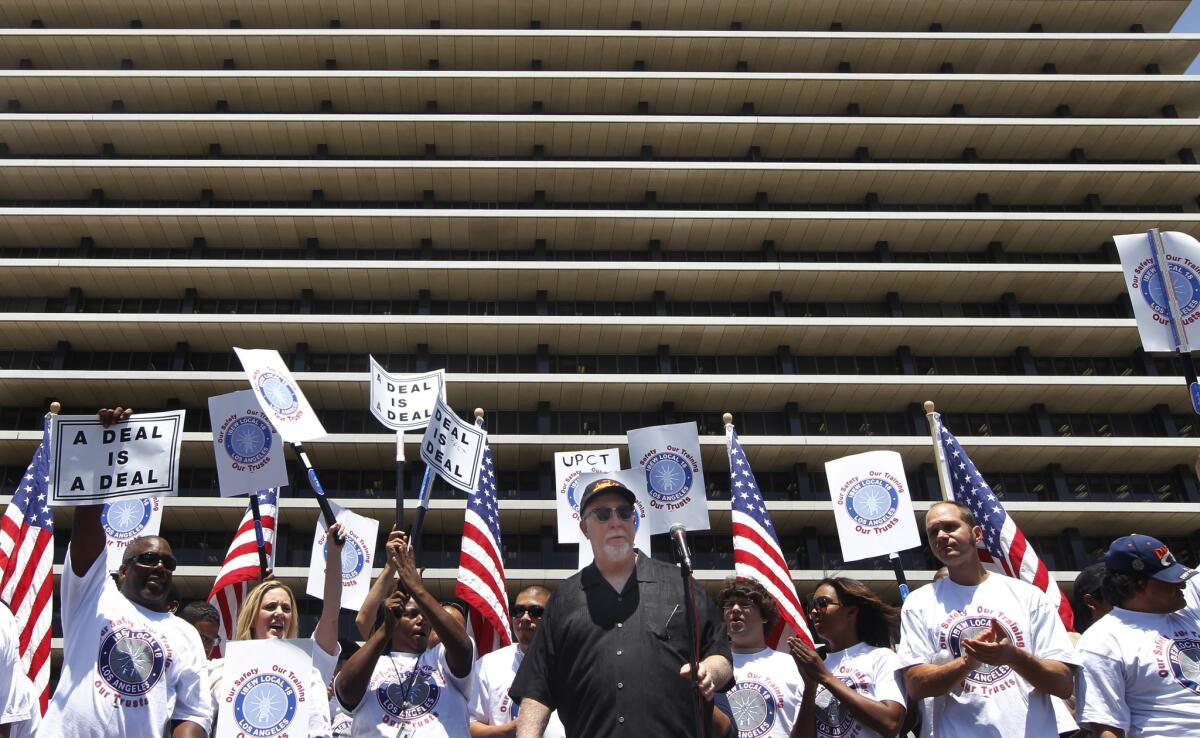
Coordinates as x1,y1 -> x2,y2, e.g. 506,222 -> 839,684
510,477 -> 733,737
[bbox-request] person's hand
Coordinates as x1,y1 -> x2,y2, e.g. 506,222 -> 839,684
326,521 -> 346,548
678,661 -> 717,700
261,567 -> 275,582
961,619 -> 1019,666
788,636 -> 832,685
98,406 -> 133,427
390,532 -> 424,597
382,526 -> 403,572
382,589 -> 407,633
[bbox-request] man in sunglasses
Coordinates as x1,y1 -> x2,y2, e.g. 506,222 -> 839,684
469,585 -> 565,737
511,477 -> 733,737
46,406 -> 212,738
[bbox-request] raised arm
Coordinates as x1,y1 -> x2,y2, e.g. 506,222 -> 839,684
336,589 -> 402,711
70,406 -> 133,576
355,526 -> 401,639
312,521 -> 345,659
393,532 -> 473,677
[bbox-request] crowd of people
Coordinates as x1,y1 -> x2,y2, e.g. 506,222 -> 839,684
0,408 -> 1196,737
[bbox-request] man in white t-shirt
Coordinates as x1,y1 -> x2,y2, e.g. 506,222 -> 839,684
897,501 -> 1077,737
469,585 -> 565,738
0,603 -> 38,738
717,576 -> 804,738
1075,533 -> 1200,738
44,405 -> 212,738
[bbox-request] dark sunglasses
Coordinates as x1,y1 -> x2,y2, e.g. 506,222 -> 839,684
587,505 -> 635,523
512,604 -> 546,618
200,633 -> 224,650
810,596 -> 841,610
126,551 -> 178,571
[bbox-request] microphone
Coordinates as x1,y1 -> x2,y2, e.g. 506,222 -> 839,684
670,523 -> 694,571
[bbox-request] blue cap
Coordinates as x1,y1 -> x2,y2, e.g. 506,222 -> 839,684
1105,534 -> 1197,584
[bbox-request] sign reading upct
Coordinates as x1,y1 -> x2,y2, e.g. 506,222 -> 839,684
49,410 -> 185,506
420,396 -> 486,493
553,448 -> 621,543
368,356 -> 446,431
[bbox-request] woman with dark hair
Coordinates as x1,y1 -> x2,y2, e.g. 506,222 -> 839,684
789,577 -> 906,738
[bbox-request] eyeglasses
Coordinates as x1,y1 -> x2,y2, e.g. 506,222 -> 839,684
586,505 -> 635,523
125,552 -> 178,571
200,633 -> 223,651
512,604 -> 546,619
721,600 -> 758,612
810,596 -> 841,611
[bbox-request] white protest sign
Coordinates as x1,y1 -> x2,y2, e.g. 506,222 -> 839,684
49,410 -> 185,506
574,468 -> 652,570
626,421 -> 710,533
1115,230 -> 1200,353
824,450 -> 921,562
103,496 -> 163,573
554,448 -> 621,543
233,347 -> 327,443
420,396 -> 486,493
209,389 -> 290,497
305,501 -> 380,611
369,356 -> 446,431
216,638 -> 314,738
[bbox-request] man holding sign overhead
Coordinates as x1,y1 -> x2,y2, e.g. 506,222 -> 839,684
46,406 -> 213,738
510,477 -> 733,738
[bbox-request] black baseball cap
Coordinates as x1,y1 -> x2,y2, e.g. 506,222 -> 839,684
1105,534 -> 1197,584
577,477 -> 637,515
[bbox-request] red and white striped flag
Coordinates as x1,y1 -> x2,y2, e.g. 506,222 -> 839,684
207,488 -> 279,655
932,414 -> 1074,630
726,424 -> 815,648
0,416 -> 54,711
455,431 -> 511,656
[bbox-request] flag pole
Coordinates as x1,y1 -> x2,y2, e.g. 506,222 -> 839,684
247,492 -> 269,580
395,431 -> 406,531
923,401 -> 954,502
290,442 -> 338,527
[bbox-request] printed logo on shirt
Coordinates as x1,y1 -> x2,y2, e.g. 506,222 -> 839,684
233,673 -> 300,737
1168,637 -> 1200,695
332,710 -> 354,737
644,450 -> 696,503
97,627 -> 167,697
728,680 -> 779,738
256,371 -> 301,417
813,676 -> 858,737
102,497 -> 155,541
378,666 -> 441,723
939,609 -> 1027,694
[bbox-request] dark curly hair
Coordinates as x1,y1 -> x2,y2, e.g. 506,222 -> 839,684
717,576 -> 779,636
815,577 -> 900,649
1101,568 -> 1152,609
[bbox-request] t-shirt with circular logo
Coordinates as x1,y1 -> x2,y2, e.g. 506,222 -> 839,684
814,642 -> 905,738
729,648 -> 805,738
338,643 -> 473,738
470,643 -> 565,738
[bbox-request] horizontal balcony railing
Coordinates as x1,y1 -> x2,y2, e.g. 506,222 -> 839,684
0,30 -> 1195,74
0,160 -> 1197,208
0,71 -> 1195,117
0,115 -> 1195,161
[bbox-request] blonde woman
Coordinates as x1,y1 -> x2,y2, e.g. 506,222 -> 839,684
210,522 -> 346,737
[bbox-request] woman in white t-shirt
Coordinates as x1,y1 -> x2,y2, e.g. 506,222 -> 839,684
209,522 -> 348,737
789,577 -> 906,738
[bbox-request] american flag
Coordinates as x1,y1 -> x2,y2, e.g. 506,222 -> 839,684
933,415 -> 1074,630
0,416 -> 53,710
455,430 -> 511,656
206,488 -> 279,656
727,425 -> 814,648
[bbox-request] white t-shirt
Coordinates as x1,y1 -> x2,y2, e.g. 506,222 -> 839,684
0,604 -> 38,737
729,647 -> 805,738
1076,598 -> 1200,737
331,697 -> 354,737
45,546 -> 213,737
896,574 -> 1078,738
470,644 -> 565,738
338,643 -> 474,738
815,643 -> 905,738
209,655 -> 332,737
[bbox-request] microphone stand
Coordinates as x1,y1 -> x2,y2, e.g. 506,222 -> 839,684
674,532 -> 711,738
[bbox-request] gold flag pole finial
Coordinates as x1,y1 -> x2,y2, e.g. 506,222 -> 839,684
722,412 -> 733,425
49,401 -> 61,415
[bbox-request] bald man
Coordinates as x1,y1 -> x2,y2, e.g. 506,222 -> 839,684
45,406 -> 212,738
470,586 -> 565,738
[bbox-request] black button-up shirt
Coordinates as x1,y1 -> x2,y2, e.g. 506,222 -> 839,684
510,553 -> 732,737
